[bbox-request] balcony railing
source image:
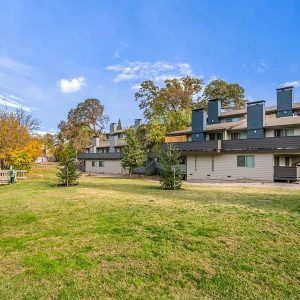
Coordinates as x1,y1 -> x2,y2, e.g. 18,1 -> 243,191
169,140 -> 221,153
77,152 -> 123,160
166,136 -> 300,153
274,166 -> 300,181
222,136 -> 300,152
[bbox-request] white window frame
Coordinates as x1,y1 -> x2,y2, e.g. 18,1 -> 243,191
237,155 -> 255,168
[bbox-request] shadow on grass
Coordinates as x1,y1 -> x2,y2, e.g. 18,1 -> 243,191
75,178 -> 300,214
15,174 -> 300,215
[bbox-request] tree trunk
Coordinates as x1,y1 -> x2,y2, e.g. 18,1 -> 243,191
66,166 -> 69,187
129,167 -> 132,179
173,166 -> 175,190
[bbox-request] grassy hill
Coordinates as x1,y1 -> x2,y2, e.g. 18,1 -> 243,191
0,163 -> 299,299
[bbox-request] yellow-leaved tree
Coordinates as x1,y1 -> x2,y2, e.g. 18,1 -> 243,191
0,108 -> 41,170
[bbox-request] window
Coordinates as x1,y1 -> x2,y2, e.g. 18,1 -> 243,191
285,157 -> 290,167
99,161 -> 104,167
92,161 -> 96,167
274,156 -> 280,166
209,132 -> 223,140
226,116 -> 242,123
211,156 -> 214,172
231,131 -> 247,140
239,131 -> 247,139
117,133 -> 124,139
275,128 -> 294,137
237,155 -> 255,168
285,128 -> 294,136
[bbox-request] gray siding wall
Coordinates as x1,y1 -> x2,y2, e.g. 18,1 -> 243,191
85,160 -> 127,175
247,101 -> 265,139
109,135 -> 118,152
186,153 -> 274,181
207,99 -> 221,125
277,87 -> 294,117
192,109 -> 207,141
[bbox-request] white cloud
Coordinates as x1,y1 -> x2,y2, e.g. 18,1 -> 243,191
58,76 -> 85,93
113,43 -> 129,59
207,74 -> 218,83
131,84 -> 141,91
0,57 -> 32,75
0,94 -> 31,111
105,61 -> 193,83
114,49 -> 120,59
34,128 -> 57,136
278,80 -> 299,88
253,59 -> 268,74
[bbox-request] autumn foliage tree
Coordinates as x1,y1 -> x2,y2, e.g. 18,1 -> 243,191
0,108 -> 42,170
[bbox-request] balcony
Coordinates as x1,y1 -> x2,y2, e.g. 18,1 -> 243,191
77,152 -> 123,160
167,136 -> 300,154
222,136 -> 300,153
169,140 -> 221,153
274,166 -> 300,181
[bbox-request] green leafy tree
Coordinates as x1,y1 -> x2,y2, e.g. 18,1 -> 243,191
68,98 -> 109,135
57,98 -> 109,150
135,77 -> 245,144
160,144 -> 183,190
121,128 -> 146,178
135,76 -> 203,144
117,118 -> 122,130
200,79 -> 245,110
57,144 -> 81,186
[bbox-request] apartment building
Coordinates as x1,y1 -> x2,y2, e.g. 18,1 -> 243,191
165,86 -> 300,182
77,119 -> 142,175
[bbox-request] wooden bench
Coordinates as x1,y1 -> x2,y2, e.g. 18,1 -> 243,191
0,170 -> 27,185
0,170 -> 10,185
16,170 -> 27,180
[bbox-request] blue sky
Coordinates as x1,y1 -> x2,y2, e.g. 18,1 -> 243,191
0,0 -> 300,133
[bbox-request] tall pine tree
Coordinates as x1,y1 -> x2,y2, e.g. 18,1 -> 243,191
121,128 -> 146,178
57,144 -> 81,186
117,118 -> 122,130
160,144 -> 183,190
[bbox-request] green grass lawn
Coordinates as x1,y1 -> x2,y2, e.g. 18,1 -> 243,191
0,163 -> 300,299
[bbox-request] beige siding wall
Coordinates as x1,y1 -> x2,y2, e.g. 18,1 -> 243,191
85,160 -> 127,175
187,153 -> 274,181
265,127 -> 300,138
265,113 -> 277,122
294,128 -> 300,135
265,129 -> 274,137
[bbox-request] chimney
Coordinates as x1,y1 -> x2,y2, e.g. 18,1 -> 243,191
110,123 -> 116,134
207,99 -> 221,125
276,86 -> 294,118
192,109 -> 207,141
247,100 -> 265,139
92,136 -> 99,147
134,119 -> 142,129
